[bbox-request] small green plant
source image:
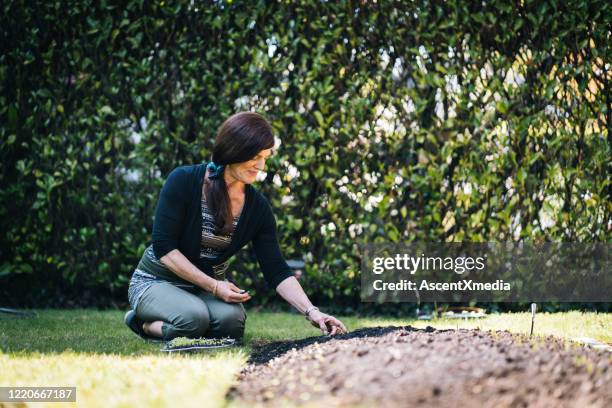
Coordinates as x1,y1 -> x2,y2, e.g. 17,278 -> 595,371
166,336 -> 235,349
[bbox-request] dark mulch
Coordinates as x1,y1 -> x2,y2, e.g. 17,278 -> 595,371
227,326 -> 611,407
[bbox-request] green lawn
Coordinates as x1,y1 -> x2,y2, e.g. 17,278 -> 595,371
0,310 -> 610,407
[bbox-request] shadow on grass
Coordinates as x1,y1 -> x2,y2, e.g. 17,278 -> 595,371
1,311 -> 266,357
0,310 -> 163,356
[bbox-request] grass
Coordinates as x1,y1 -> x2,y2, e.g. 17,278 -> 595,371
0,309 -> 610,408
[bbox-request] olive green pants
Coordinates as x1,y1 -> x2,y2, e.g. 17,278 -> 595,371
134,281 -> 247,341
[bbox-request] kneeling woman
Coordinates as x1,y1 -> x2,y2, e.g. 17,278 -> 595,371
125,111 -> 347,341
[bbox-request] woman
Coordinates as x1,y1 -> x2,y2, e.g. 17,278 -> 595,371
124,111 -> 348,342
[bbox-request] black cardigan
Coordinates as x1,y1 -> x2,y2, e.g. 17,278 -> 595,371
151,162 -> 293,289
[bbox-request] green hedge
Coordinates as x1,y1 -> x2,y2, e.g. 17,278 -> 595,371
1,0 -> 609,308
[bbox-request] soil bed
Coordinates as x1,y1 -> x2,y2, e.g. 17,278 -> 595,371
228,326 -> 611,407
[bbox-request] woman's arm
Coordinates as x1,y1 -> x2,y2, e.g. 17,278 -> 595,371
251,199 -> 347,335
151,167 -> 188,260
276,276 -> 348,335
251,201 -> 294,289
160,249 -> 216,291
161,249 -> 250,303
274,276 -> 315,314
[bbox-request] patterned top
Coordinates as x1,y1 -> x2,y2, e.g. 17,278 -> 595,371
127,194 -> 241,311
200,194 -> 241,279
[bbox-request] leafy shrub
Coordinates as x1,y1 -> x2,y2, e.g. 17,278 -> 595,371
1,0 -> 609,308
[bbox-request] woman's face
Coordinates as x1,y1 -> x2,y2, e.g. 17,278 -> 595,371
226,148 -> 273,184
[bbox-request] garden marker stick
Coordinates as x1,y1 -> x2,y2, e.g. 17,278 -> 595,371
530,303 -> 537,337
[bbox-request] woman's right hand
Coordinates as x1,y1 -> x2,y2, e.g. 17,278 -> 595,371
214,280 -> 251,303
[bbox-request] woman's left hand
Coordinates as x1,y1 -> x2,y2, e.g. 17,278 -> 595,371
307,310 -> 348,336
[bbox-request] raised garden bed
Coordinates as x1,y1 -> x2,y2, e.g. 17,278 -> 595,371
228,326 -> 610,407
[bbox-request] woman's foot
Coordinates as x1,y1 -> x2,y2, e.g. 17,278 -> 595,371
142,320 -> 164,338
123,310 -> 164,343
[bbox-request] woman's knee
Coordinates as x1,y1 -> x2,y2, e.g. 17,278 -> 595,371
172,308 -> 210,338
214,304 -> 246,339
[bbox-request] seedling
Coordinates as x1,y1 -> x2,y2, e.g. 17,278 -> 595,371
160,336 -> 237,353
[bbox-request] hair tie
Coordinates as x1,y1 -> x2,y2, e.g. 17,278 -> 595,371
207,161 -> 225,180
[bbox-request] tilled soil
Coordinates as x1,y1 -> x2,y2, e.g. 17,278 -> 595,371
227,326 -> 611,407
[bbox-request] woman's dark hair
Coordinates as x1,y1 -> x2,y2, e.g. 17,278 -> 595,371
204,111 -> 274,234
